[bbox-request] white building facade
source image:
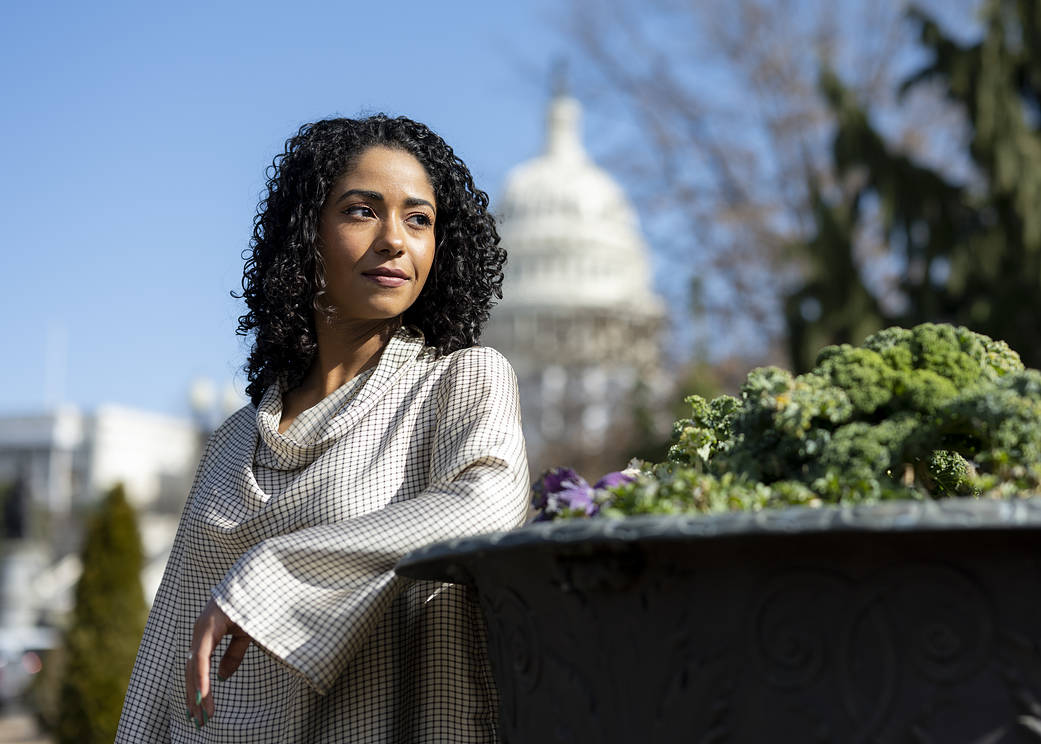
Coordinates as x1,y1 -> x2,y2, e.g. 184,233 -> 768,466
484,93 -> 667,476
0,404 -> 203,699
0,405 -> 200,522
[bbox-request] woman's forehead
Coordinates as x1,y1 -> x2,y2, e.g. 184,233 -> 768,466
334,146 -> 435,201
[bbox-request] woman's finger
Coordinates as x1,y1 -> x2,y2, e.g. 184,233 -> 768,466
186,599 -> 226,726
187,626 -> 215,725
184,652 -> 199,726
218,633 -> 252,680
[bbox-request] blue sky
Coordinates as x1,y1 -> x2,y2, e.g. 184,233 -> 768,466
1,1 -> 985,419
0,0 -> 568,416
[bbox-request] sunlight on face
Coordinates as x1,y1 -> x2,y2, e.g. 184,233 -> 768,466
317,146 -> 437,322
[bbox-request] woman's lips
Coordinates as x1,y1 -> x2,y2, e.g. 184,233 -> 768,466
363,273 -> 407,287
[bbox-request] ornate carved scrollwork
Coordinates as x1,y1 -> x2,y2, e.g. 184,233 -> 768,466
396,499 -> 1041,743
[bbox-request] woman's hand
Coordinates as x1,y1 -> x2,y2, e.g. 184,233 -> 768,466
186,598 -> 253,728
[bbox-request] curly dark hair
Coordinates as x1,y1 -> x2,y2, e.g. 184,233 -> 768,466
235,115 -> 505,406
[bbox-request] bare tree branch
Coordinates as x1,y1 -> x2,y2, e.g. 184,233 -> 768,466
561,0 -> 980,362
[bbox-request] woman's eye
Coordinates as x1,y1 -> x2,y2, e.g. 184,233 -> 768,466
406,213 -> 433,228
344,205 -> 374,218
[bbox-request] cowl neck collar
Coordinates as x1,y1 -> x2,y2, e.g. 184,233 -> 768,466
254,327 -> 426,471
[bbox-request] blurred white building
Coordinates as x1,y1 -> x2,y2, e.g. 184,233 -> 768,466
0,401 -> 218,700
0,406 -> 199,516
484,91 -> 668,476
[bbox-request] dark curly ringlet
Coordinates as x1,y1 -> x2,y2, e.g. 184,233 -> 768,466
235,115 -> 505,406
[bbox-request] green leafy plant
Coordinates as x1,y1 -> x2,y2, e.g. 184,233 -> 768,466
533,324 -> 1041,519
50,483 -> 147,744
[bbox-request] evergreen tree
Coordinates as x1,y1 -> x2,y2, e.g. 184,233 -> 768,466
788,0 -> 1041,370
55,483 -> 146,744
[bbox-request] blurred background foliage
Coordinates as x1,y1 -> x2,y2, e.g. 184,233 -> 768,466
789,0 -> 1041,371
31,484 -> 146,743
564,0 -> 1038,378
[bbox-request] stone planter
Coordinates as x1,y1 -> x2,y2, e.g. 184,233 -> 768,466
396,498 -> 1041,743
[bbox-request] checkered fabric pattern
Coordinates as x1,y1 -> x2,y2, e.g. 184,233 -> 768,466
115,328 -> 529,743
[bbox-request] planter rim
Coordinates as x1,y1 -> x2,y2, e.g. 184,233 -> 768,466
396,496 -> 1041,581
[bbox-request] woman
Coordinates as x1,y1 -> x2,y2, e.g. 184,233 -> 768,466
116,116 -> 529,743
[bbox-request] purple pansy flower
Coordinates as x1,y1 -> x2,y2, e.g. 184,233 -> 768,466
532,467 -> 587,510
557,481 -> 597,516
532,466 -> 638,521
594,471 -> 636,490
542,467 -> 587,493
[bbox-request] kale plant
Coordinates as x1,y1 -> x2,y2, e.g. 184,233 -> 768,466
533,324 -> 1041,519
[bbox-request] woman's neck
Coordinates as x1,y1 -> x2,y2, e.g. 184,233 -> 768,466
307,317 -> 398,395
278,317 -> 398,433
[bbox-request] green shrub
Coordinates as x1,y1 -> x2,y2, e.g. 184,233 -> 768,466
53,483 -> 146,744
543,324 -> 1041,519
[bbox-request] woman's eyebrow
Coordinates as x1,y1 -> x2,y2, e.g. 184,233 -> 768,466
404,197 -> 435,211
334,188 -> 382,204
333,190 -> 434,212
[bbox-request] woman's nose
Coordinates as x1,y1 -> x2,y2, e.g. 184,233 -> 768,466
376,219 -> 406,255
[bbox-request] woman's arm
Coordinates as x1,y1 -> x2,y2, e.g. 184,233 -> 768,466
186,347 -> 529,722
117,424 -> 227,742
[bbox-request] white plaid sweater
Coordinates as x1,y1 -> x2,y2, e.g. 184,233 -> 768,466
116,329 -> 529,743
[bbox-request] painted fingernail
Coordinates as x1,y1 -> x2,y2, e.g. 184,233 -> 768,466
194,716 -> 202,729
217,673 -> 227,682
186,709 -> 192,721
201,709 -> 209,725
195,690 -> 202,705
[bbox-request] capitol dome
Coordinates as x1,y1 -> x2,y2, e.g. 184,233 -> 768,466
483,91 -> 669,477
495,95 -> 664,315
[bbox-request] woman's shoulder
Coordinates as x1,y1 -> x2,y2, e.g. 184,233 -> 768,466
189,402 -> 256,473
423,345 -> 520,419
210,402 -> 257,441
435,344 -> 516,381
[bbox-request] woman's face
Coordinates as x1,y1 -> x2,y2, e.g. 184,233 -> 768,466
316,146 -> 437,323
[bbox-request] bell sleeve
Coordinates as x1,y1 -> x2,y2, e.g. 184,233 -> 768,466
115,422 -> 228,742
210,346 -> 529,694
